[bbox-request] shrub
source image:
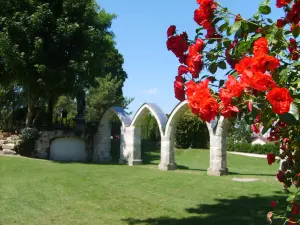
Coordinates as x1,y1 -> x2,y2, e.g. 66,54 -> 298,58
227,142 -> 279,155
175,110 -> 209,149
18,127 -> 40,156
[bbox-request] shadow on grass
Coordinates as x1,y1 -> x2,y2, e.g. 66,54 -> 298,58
123,194 -> 285,225
175,165 -> 275,177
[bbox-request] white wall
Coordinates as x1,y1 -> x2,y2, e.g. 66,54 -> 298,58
50,137 -> 87,162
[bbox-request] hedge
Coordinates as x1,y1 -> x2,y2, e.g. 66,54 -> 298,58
227,142 -> 279,155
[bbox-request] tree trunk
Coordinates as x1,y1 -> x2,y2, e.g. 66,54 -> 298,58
26,89 -> 34,127
48,96 -> 54,128
206,116 -> 231,176
32,109 -> 42,127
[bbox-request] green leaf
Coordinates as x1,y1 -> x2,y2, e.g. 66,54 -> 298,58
253,13 -> 260,20
196,27 -> 203,34
208,62 -> 218,74
229,21 -> 242,35
289,103 -> 299,120
267,18 -> 273,23
287,195 -> 295,202
219,79 -> 225,88
222,38 -> 231,48
259,5 -> 271,14
291,61 -> 300,67
218,22 -> 228,32
218,61 -> 227,69
292,25 -> 300,38
279,113 -> 298,125
213,17 -> 223,24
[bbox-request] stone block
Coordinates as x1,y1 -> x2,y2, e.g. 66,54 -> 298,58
158,162 -> 177,171
207,168 -> 228,176
1,149 -> 17,155
2,143 -> 15,150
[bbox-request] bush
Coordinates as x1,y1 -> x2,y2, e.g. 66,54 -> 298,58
227,142 -> 279,155
175,110 -> 209,149
18,127 -> 40,156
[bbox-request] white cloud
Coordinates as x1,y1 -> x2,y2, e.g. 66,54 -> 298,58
143,88 -> 158,95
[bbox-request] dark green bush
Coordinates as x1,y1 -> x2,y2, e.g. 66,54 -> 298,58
227,142 -> 279,155
18,127 -> 40,156
175,110 -> 209,149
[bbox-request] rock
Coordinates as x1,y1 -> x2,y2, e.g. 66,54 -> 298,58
0,140 -> 7,144
1,149 -> 17,155
2,143 -> 15,150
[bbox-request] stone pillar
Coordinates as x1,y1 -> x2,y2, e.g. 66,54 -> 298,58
93,124 -> 112,163
119,126 -> 126,164
125,127 -> 142,165
159,136 -> 177,170
206,116 -> 231,176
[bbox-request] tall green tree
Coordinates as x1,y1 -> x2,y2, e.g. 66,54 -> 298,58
0,0 -> 122,126
86,74 -> 132,122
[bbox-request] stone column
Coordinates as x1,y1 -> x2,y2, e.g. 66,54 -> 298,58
93,124 -> 112,163
125,127 -> 142,165
206,116 -> 231,176
159,135 -> 177,170
119,126 -> 126,164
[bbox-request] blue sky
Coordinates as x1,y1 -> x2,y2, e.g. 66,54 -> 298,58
97,0 -> 283,115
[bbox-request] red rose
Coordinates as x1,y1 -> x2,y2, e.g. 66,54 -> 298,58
178,65 -> 189,76
292,205 -> 299,215
276,0 -> 292,8
235,57 -> 252,74
251,124 -> 261,134
166,33 -> 188,60
225,75 -> 244,97
250,72 -> 276,92
277,170 -> 285,182
252,55 -> 280,73
288,218 -> 295,225
199,97 -> 219,122
276,19 -> 286,28
270,201 -> 278,208
253,37 -> 269,56
221,104 -> 239,118
186,39 -> 205,78
219,88 -> 233,105
266,88 -> 293,115
267,153 -> 276,165
287,1 -> 300,24
167,25 -> 176,37
174,75 -> 185,101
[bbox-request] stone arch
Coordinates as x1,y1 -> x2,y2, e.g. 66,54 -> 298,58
128,103 -> 168,165
93,106 -> 131,163
160,100 -> 189,170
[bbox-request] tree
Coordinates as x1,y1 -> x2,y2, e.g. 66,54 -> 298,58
168,0 -> 299,223
0,0 -> 120,126
53,95 -> 77,126
86,74 -> 133,122
175,110 -> 209,149
227,119 -> 252,145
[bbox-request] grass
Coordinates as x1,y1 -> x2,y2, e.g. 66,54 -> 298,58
0,149 -> 285,225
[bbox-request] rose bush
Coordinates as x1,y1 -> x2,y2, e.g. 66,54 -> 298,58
167,0 -> 299,224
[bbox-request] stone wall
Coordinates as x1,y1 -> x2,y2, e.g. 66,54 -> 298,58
34,130 -> 84,159
0,134 -> 21,155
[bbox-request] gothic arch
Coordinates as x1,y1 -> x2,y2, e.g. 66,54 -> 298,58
127,103 -> 168,165
131,103 -> 168,136
93,106 -> 131,163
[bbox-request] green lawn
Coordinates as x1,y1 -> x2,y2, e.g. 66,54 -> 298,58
0,149 -> 285,225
